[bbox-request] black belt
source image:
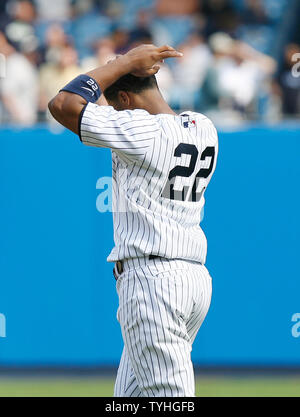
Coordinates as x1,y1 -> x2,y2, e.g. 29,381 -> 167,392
113,255 -> 158,280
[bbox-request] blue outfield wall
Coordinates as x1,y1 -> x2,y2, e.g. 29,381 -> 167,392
0,124 -> 299,367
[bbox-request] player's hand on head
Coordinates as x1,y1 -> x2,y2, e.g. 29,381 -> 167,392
106,53 -> 157,77
125,44 -> 183,77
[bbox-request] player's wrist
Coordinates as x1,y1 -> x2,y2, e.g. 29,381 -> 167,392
59,74 -> 101,103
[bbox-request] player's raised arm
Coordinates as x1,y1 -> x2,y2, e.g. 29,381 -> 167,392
48,44 -> 183,134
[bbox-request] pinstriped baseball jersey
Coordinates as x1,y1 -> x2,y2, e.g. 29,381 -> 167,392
80,102 -> 218,264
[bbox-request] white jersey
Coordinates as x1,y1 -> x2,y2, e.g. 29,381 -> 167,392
80,102 -> 218,264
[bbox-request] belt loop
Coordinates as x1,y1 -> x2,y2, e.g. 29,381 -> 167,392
115,256 -> 159,280
113,261 -> 123,281
116,260 -> 123,275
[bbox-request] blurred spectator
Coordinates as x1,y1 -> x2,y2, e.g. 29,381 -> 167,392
71,0 -> 94,17
235,0 -> 274,54
202,0 -> 240,35
129,9 -> 153,47
0,1 -> 8,14
169,33 -> 212,110
104,0 -> 155,31
0,0 -> 298,124
111,28 -> 130,54
41,24 -> 70,64
0,30 -> 38,125
39,44 -> 81,117
0,0 -> 37,51
242,0 -> 269,25
202,32 -> 276,122
71,4 -> 112,59
152,0 -> 200,47
278,43 -> 300,116
174,33 -> 212,89
155,0 -> 199,16
34,0 -> 71,21
81,37 -> 116,72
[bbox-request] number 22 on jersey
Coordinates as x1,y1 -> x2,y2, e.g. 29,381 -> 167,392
161,144 -> 215,202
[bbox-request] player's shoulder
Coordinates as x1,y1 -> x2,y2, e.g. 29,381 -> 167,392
177,111 -> 218,140
180,110 -> 216,128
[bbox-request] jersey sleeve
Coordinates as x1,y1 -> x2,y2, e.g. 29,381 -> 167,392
79,102 -> 159,157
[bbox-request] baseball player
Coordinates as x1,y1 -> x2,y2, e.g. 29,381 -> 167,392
49,44 -> 218,397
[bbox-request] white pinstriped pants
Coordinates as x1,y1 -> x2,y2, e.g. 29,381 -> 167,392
113,257 -> 212,397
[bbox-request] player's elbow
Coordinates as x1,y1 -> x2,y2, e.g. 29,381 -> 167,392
48,93 -> 64,122
48,92 -> 86,134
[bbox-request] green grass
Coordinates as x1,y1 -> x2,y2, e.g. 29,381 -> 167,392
0,376 -> 299,397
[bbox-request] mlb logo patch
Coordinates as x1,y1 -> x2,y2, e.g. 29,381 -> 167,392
182,114 -> 196,128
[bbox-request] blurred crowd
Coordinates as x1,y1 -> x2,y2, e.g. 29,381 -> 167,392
0,0 -> 299,126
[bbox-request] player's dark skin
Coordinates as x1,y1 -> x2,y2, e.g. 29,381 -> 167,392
48,44 -> 183,131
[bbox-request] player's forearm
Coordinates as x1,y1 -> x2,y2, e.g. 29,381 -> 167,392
49,57 -> 131,132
